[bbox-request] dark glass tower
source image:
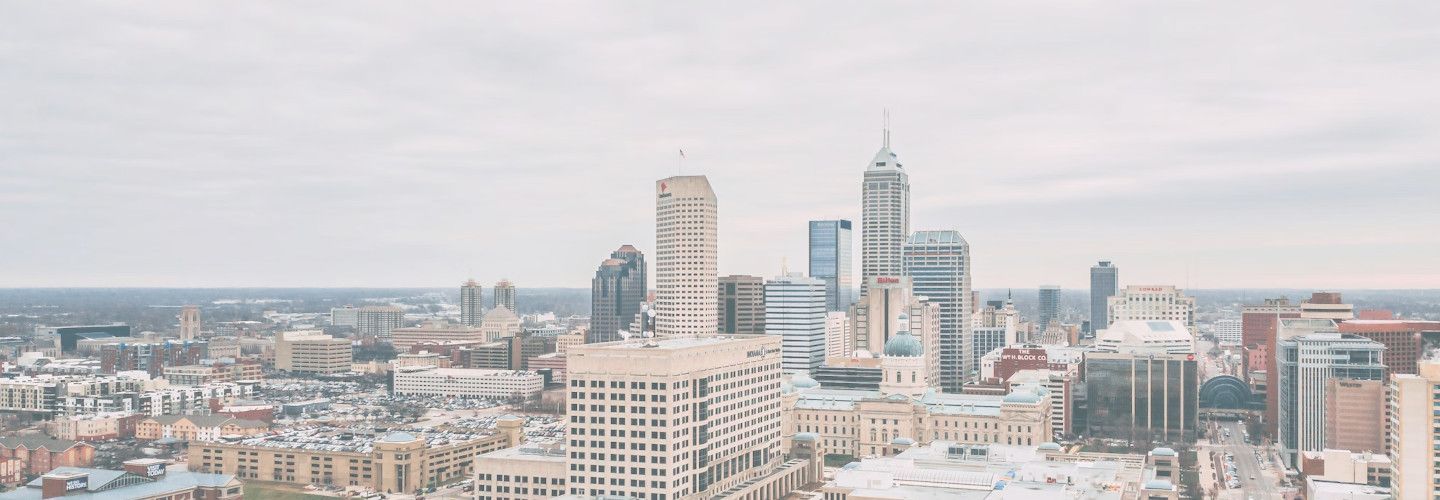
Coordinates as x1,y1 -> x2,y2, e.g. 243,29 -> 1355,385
808,219 -> 853,311
589,245 -> 647,343
1038,285 -> 1062,331
1089,261 -> 1119,336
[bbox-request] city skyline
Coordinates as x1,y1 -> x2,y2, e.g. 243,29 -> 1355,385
4,3 -> 1439,289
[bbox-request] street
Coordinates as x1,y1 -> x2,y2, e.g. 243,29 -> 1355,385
1200,420 -> 1286,499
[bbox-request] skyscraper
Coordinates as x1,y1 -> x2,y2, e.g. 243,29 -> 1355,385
903,230 -> 971,391
356,305 -> 404,341
493,279 -> 516,313
1388,359 -> 1440,499
719,275 -> 766,335
567,335 -> 783,498
178,305 -> 200,341
1037,285 -> 1061,331
808,219 -> 853,311
656,175 -> 718,337
589,245 -> 646,344
1276,332 -> 1386,466
764,273 -> 828,374
460,279 -> 483,327
1088,261 -> 1118,336
860,128 -> 909,297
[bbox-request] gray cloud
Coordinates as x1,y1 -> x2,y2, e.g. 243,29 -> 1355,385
2,1 -> 1438,289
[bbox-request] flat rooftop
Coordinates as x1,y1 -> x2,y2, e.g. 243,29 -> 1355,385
212,427 -> 490,454
583,335 -> 767,351
479,444 -> 567,462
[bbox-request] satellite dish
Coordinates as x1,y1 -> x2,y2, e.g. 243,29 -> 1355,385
647,309 -> 657,318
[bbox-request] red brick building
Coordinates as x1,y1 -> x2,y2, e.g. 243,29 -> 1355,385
0,436 -> 95,481
1337,320 -> 1440,375
1241,298 -> 1300,372
100,340 -> 208,378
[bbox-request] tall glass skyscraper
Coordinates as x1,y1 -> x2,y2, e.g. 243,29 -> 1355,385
590,245 -> 647,343
903,230 -> 971,392
1089,261 -> 1118,336
1038,285 -> 1061,331
808,219 -> 852,311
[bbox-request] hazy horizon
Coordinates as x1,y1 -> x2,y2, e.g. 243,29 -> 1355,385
4,2 -> 1438,289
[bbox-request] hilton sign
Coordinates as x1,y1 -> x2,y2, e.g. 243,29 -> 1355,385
875,277 -> 900,284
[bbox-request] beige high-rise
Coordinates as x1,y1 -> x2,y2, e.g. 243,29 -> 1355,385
179,305 -> 201,340
718,275 -> 765,335
567,335 -> 782,498
1389,359 -> 1440,499
274,331 -> 351,375
850,277 -> 941,387
656,175 -> 717,337
493,279 -> 517,312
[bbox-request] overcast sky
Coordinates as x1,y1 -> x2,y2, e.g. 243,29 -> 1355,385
3,2 -> 1439,289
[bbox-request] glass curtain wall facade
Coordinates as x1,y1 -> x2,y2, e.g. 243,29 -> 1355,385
808,220 -> 853,312
1085,353 -> 1199,444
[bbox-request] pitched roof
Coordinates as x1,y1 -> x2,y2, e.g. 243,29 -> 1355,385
0,435 -> 84,452
5,468 -> 237,499
146,414 -> 268,429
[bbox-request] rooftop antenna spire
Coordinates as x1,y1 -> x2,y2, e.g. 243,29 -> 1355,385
882,109 -> 891,148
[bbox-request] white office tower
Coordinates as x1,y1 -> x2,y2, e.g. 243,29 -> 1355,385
903,230 -> 971,392
1213,318 -> 1242,346
825,311 -> 852,360
1106,285 -> 1198,335
567,335 -> 783,498
1389,359 -> 1440,500
860,128 -> 910,297
460,279 -> 483,327
178,305 -> 200,340
656,175 -> 719,337
330,305 -> 358,328
764,273 -> 828,374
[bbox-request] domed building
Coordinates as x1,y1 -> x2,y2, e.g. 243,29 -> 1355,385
879,314 -> 927,398
783,311 -> 1053,459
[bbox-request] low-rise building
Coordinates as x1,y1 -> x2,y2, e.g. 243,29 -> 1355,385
0,459 -> 242,499
47,413 -> 141,442
391,366 -> 543,400
0,437 -> 94,480
390,320 -> 486,352
1306,478 -> 1390,500
817,442 -> 1176,499
1299,449 -> 1391,487
525,353 -> 566,384
57,381 -> 257,418
163,360 -> 263,386
784,373 -> 1052,458
191,422 -> 523,493
136,415 -> 268,442
473,442 -> 568,500
392,352 -> 443,369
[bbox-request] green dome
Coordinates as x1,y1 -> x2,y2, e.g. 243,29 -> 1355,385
883,331 -> 923,357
